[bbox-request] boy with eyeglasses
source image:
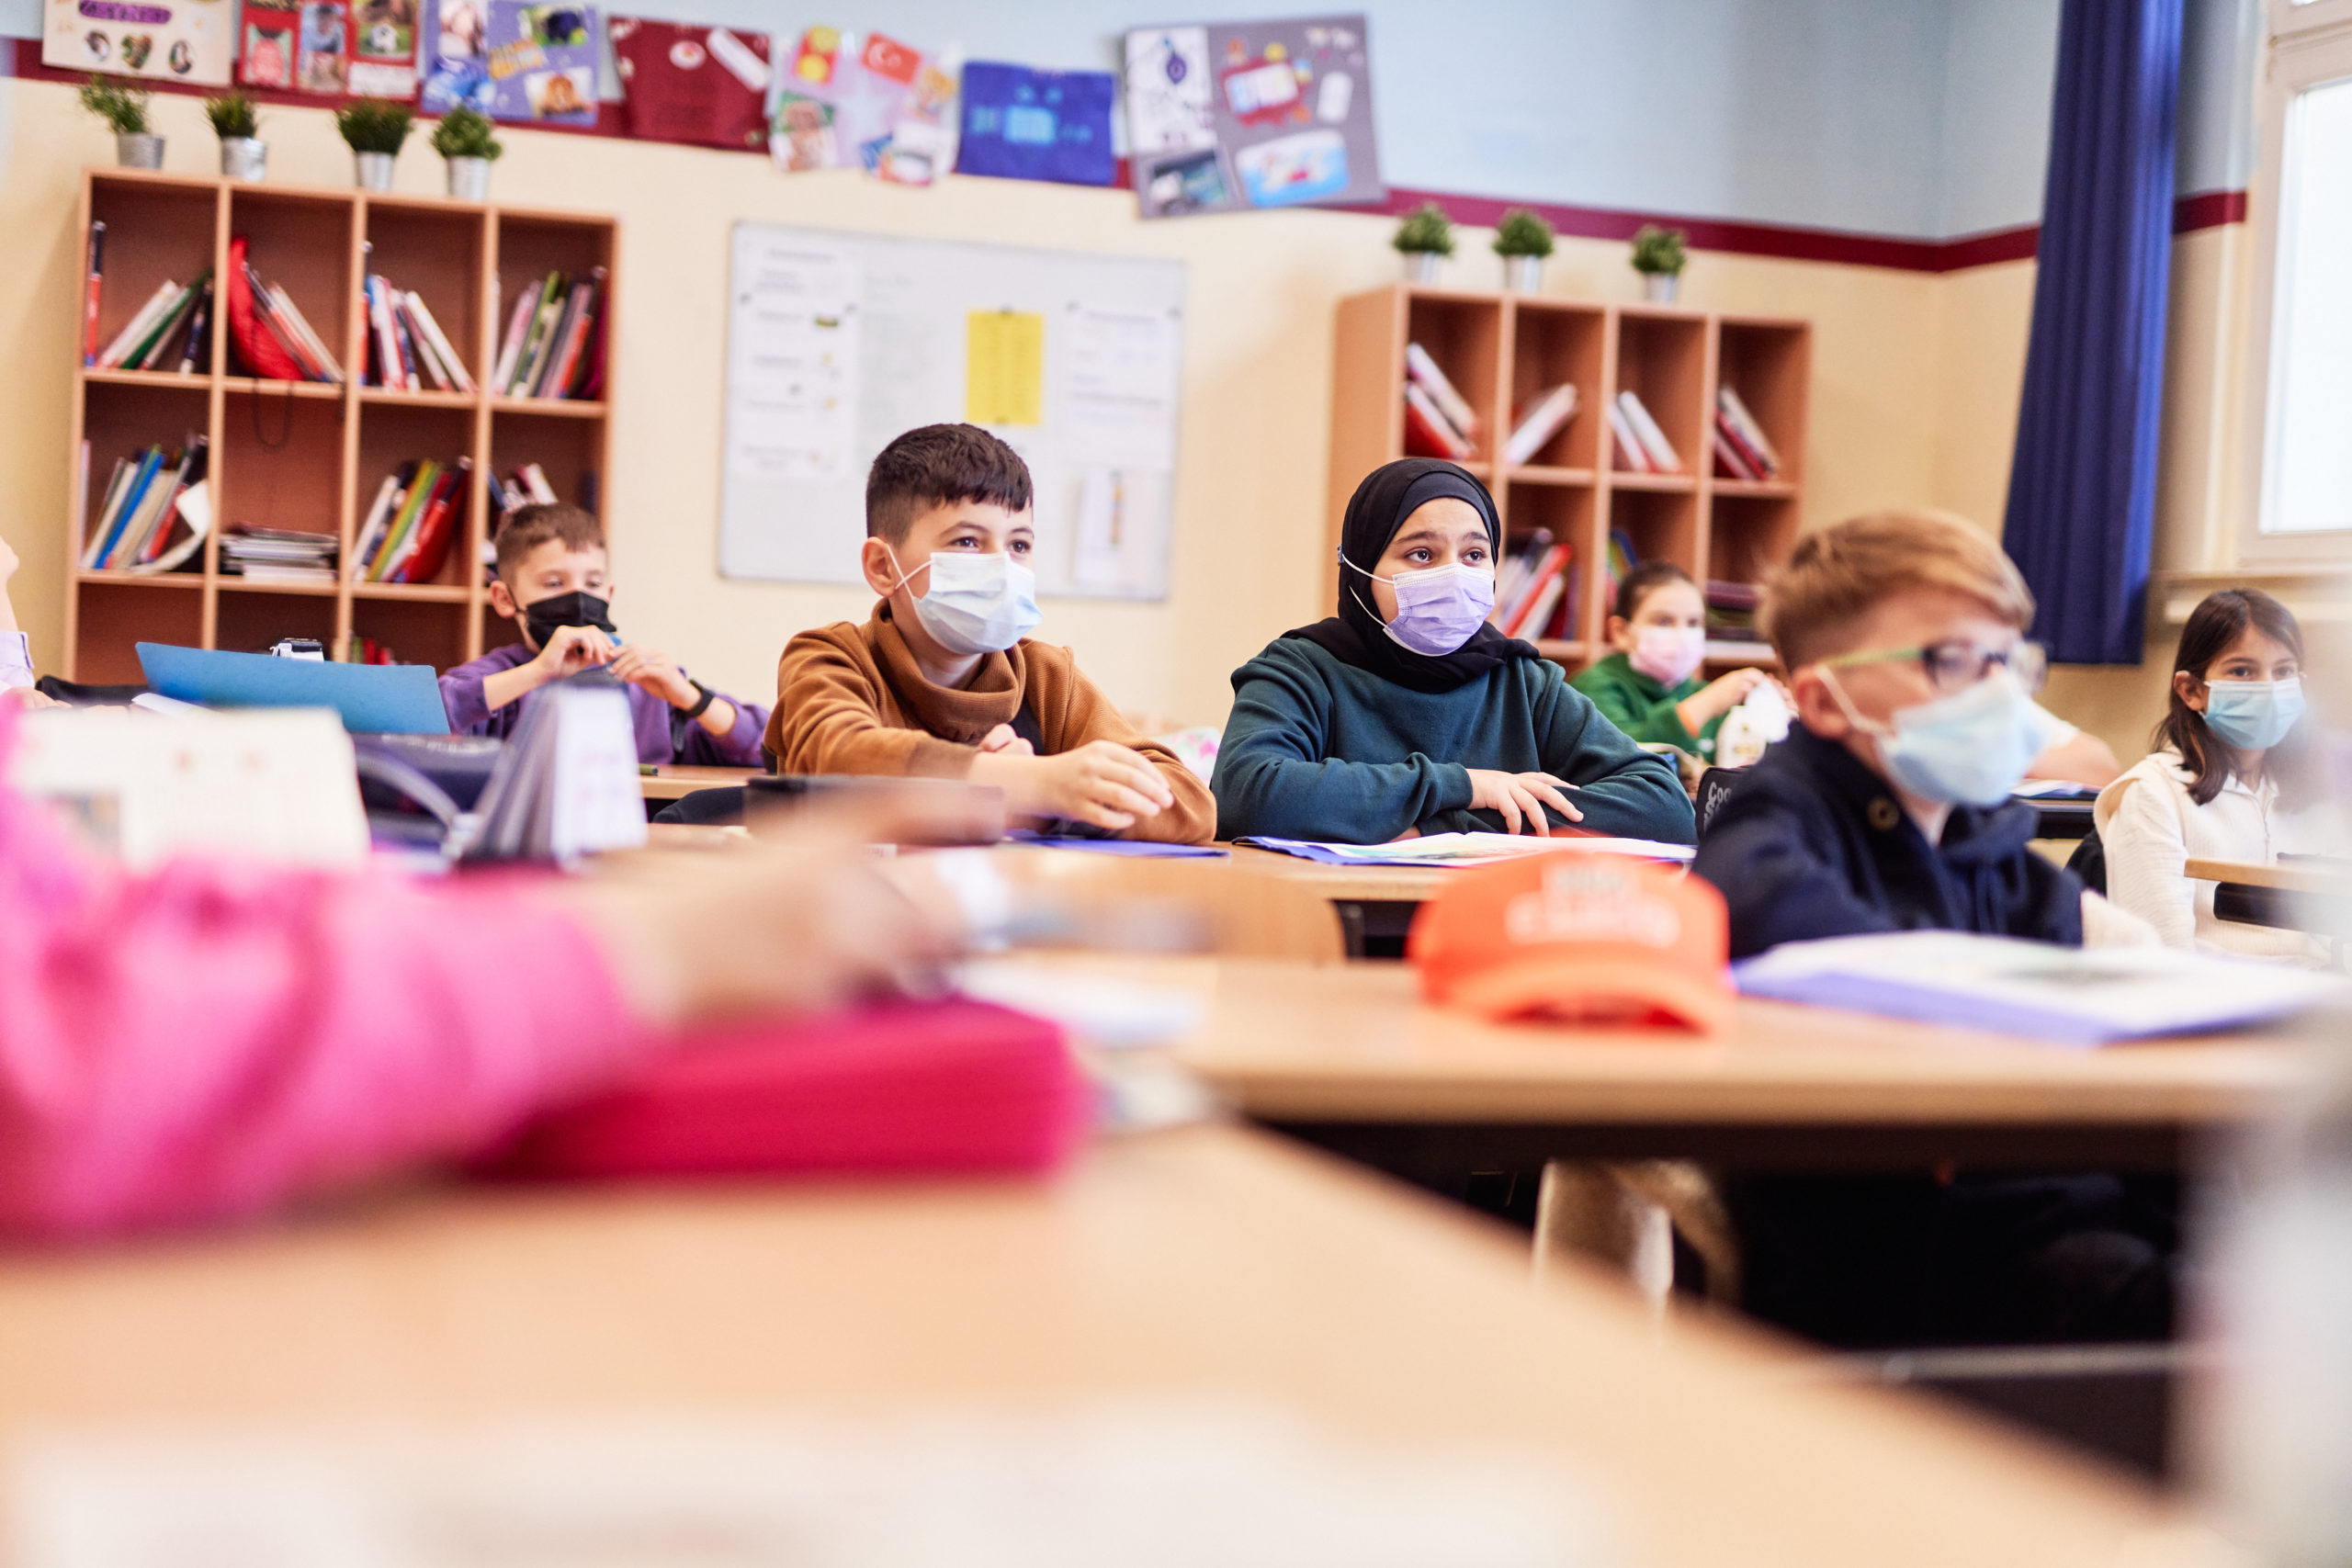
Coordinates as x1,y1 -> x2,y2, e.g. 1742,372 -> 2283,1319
1696,508 -> 2143,954
1695,509 -> 2169,1349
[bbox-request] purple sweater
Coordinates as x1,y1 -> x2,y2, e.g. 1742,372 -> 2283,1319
439,642 -> 771,767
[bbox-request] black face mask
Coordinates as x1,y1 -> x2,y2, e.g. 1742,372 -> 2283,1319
523,590 -> 617,649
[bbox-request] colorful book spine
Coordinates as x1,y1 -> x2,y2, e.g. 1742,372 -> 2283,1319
175,278 -> 213,376
82,221 -> 105,368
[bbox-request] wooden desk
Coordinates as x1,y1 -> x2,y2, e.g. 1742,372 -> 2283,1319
1228,844 -> 1455,905
2185,857 -> 2352,936
639,764 -> 759,802
0,1126 -> 2171,1566
1087,954 -> 2314,1170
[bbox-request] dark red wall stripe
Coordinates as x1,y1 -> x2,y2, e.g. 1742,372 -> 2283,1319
8,48 -> 2244,275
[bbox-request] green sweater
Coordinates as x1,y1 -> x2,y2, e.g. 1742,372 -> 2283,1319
1570,651 -> 1722,759
1211,637 -> 1694,844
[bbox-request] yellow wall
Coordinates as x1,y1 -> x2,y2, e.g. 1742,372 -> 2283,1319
6,74 -> 2292,758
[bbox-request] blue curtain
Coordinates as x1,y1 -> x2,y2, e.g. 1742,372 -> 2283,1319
2001,0 -> 2183,665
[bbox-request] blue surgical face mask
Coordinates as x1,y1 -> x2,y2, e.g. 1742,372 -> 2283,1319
2202,676 -> 2304,752
1343,555 -> 1496,658
1825,666 -> 2056,808
885,547 -> 1042,658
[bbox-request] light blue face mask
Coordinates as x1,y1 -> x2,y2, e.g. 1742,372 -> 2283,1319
1826,667 -> 2058,808
2202,676 -> 2304,752
884,547 -> 1043,658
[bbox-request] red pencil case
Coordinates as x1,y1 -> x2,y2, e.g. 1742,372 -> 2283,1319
481,998 -> 1087,1183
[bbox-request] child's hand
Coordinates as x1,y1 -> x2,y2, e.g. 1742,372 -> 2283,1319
530,624 -> 616,681
978,723 -> 1034,757
977,740 -> 1174,831
1464,769 -> 1583,835
0,535 -> 18,583
4,687 -> 57,712
607,645 -> 697,708
1682,666 -> 1771,727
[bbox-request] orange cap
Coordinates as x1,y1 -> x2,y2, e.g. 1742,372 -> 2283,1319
1408,855 -> 1735,1035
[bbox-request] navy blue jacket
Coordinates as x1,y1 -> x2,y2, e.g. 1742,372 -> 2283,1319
1693,723 -> 2082,959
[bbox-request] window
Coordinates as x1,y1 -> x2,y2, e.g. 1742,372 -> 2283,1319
2245,0 -> 2352,553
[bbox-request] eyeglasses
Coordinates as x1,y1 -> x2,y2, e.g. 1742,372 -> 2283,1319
1822,638 -> 2047,696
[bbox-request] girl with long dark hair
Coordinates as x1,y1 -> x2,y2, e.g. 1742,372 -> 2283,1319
2095,589 -> 2346,961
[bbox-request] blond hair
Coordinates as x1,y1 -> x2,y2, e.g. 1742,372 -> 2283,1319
1760,509 -> 2035,669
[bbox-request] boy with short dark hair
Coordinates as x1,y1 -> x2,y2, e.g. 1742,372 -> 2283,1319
767,423 -> 1214,842
439,503 -> 768,765
1694,509 -> 2168,1349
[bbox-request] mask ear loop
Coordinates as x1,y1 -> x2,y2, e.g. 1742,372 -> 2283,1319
876,543 -> 929,601
1815,664 -> 1896,740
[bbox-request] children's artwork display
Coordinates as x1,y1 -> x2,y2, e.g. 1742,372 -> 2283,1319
720,225 -> 1185,602
609,17 -> 771,152
1125,16 -> 1382,219
419,0 -> 492,110
47,0 -> 234,85
769,28 -> 959,184
956,63 -> 1115,187
475,0 -> 597,125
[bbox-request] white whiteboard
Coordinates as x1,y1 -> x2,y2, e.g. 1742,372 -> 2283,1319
719,224 -> 1187,600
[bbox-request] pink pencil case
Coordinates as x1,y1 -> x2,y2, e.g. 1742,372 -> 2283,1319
481,998 -> 1087,1182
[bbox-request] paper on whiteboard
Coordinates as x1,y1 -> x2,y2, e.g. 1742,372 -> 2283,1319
726,238 -> 861,484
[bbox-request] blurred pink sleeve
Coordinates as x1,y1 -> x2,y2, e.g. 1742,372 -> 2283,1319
0,708 -> 651,1236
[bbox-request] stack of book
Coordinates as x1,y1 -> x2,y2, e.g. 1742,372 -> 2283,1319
1704,579 -> 1765,648
1713,387 -> 1782,480
1608,390 -> 1680,473
1503,383 -> 1578,467
493,463 -> 560,523
1399,342 -> 1479,462
346,635 -> 401,665
492,268 -> 606,400
237,259 -> 344,383
222,525 -> 337,584
351,457 -> 471,585
363,276 -> 477,393
90,270 -> 213,374
79,437 -> 209,573
1493,529 -> 1578,641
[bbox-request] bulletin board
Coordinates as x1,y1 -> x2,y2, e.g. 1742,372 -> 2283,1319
719,224 -> 1188,600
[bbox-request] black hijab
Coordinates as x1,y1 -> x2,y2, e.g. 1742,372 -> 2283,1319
1283,457 -> 1542,694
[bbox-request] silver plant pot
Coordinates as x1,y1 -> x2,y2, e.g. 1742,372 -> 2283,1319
354,151 -> 397,191
1643,272 -> 1680,305
445,155 -> 492,201
116,132 -> 164,169
220,137 -> 267,181
1401,251 -> 1442,285
1503,254 -> 1544,293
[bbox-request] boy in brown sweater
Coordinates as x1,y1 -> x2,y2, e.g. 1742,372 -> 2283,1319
767,424 -> 1215,843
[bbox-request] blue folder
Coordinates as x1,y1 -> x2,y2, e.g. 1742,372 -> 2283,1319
137,643 -> 452,735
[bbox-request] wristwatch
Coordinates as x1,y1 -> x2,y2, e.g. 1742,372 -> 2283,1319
681,679 -> 716,720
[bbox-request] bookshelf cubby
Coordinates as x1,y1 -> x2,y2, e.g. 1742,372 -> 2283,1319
1328,286 -> 1811,670
61,168 -> 616,679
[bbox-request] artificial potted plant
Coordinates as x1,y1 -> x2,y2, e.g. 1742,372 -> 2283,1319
336,98 -> 413,191
81,76 -> 161,169
1493,208 -> 1555,293
206,90 -> 266,181
430,107 -> 503,201
1631,224 -> 1688,304
1392,202 -> 1454,285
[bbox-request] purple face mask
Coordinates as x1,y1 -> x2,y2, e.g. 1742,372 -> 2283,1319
1345,557 -> 1497,657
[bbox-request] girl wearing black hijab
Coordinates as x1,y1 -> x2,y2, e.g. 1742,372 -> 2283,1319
1211,458 -> 1695,843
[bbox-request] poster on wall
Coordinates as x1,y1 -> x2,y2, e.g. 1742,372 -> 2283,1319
45,0 -> 234,86
610,17 -> 771,152
955,62 -> 1116,187
480,0 -> 598,124
768,28 -> 959,184
295,0 -> 350,92
1124,15 -> 1382,220
419,0 -> 492,110
238,0 -> 300,86
348,0 -> 418,95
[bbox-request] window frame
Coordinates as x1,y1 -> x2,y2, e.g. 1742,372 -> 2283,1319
2239,0 -> 2352,561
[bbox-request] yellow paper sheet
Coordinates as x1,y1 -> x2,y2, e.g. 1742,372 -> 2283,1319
966,310 -> 1045,426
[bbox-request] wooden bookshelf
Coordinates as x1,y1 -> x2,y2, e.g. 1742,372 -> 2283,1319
1328,287 -> 1810,671
62,168 -> 616,682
